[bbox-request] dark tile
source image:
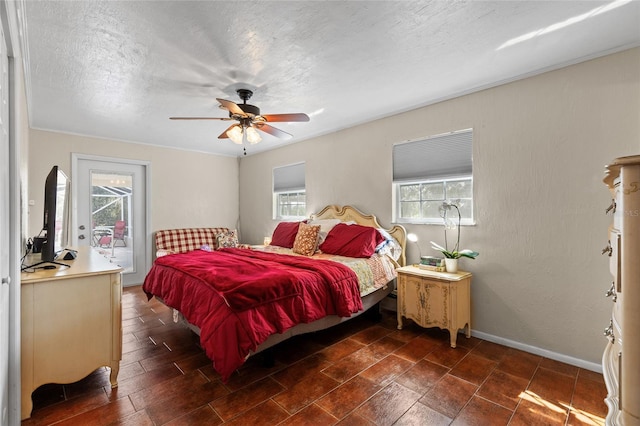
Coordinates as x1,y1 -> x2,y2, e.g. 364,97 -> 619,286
449,353 -> 498,385
210,377 -> 285,421
570,372 -> 607,419
317,375 -> 382,419
271,353 -> 333,388
110,409 -> 155,425
53,397 -> 135,426
272,335 -> 328,365
451,335 -> 482,351
22,285 -> 602,426
451,395 -> 513,426
420,374 -> 478,419
128,370 -> 209,411
510,397 -> 567,425
222,400 -> 289,426
336,412 -> 376,425
473,340 -> 510,362
322,346 -> 380,382
173,351 -> 215,373
277,403 -> 339,426
28,388 -> 110,425
140,381 -> 228,425
539,357 -> 579,378
222,354 -> 286,392
359,354 -> 415,386
273,371 -> 340,414
318,338 -> 366,362
527,366 -> 576,408
394,401 -> 452,425
162,405 -> 223,425
387,324 -> 425,343
395,359 -> 449,394
63,368 -> 111,400
497,348 -> 542,380
577,368 -> 605,384
426,344 -> 470,368
106,363 -> 184,400
367,335 -> 406,359
355,382 -> 422,425
477,369 -> 529,410
394,336 -> 443,362
350,325 -> 393,345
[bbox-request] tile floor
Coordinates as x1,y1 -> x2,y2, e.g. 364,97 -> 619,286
22,285 -> 608,425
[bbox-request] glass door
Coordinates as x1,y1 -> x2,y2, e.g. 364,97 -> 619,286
73,156 -> 149,286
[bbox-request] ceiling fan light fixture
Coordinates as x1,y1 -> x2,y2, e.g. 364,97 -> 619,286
227,125 -> 243,144
246,126 -> 262,144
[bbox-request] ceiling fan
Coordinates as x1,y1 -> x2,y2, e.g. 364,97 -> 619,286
170,89 -> 310,146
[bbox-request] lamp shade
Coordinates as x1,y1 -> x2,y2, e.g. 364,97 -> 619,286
228,125 -> 243,144
246,126 -> 262,144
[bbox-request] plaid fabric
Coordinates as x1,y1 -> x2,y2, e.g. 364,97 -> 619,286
155,228 -> 230,254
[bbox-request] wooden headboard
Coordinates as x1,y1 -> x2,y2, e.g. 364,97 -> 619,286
311,205 -> 407,266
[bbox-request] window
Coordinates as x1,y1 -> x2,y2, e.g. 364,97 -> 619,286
273,162 -> 306,219
393,129 -> 474,224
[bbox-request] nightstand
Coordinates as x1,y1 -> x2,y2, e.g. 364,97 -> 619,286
396,265 -> 472,348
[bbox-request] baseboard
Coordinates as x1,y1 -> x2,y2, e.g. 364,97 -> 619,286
470,330 -> 603,374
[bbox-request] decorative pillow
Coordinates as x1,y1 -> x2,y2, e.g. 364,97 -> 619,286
216,229 -> 238,249
292,223 -> 321,256
307,218 -> 342,244
270,221 -> 301,248
374,228 -> 402,261
319,223 -> 386,258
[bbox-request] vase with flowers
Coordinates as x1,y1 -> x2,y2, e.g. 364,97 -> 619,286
430,201 -> 478,273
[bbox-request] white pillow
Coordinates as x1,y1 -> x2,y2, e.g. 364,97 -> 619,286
307,218 -> 342,244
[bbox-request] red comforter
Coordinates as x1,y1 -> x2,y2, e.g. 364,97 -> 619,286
142,248 -> 362,381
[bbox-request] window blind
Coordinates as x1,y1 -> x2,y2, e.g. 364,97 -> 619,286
273,162 -> 305,192
393,129 -> 472,182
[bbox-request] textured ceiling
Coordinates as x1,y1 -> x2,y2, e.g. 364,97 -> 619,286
19,0 -> 640,157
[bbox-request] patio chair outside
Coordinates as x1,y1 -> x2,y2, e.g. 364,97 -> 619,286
113,220 -> 127,247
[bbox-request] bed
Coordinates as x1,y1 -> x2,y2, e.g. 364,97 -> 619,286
142,205 -> 406,382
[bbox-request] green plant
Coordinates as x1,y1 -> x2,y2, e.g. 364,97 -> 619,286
430,202 -> 479,260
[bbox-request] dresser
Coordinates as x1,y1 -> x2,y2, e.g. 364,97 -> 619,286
396,265 -> 472,348
602,155 -> 640,426
20,248 -> 122,419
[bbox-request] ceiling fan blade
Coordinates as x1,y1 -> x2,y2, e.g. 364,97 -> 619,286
261,113 -> 310,122
170,117 -> 231,120
218,124 -> 239,139
216,98 -> 246,117
255,123 -> 293,140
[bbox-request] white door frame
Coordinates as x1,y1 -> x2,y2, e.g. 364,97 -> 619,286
2,0 -> 23,422
71,154 -> 152,283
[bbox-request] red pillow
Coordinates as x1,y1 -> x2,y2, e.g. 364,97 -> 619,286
270,221 -> 301,248
319,223 -> 385,258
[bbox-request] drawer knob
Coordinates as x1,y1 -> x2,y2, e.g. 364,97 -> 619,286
601,241 -> 612,256
604,320 -> 615,344
605,199 -> 616,215
605,282 -> 617,302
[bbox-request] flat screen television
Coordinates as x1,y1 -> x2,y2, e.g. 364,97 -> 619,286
40,165 -> 71,264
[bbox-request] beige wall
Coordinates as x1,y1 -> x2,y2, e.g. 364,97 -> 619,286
27,131 -> 240,237
239,48 -> 640,367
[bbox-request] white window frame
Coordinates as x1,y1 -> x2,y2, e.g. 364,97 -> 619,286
273,162 -> 306,220
273,190 -> 306,220
395,176 -> 474,225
